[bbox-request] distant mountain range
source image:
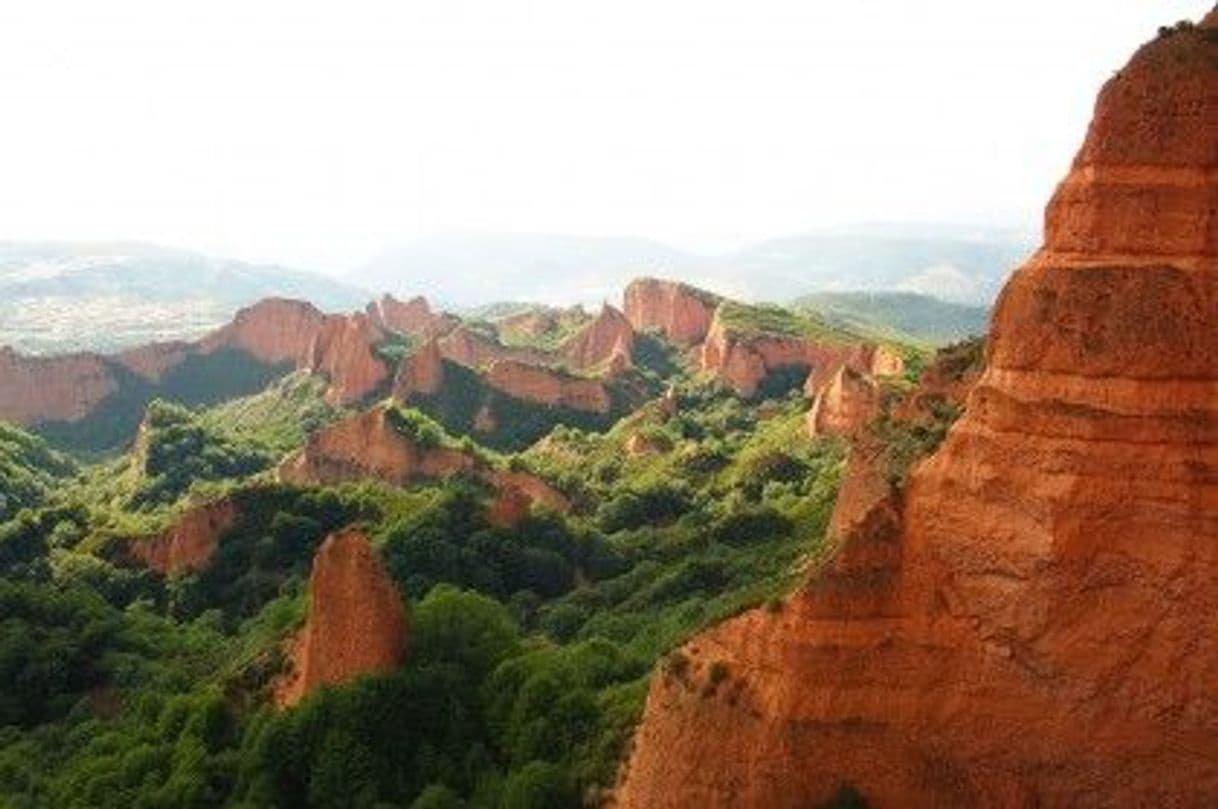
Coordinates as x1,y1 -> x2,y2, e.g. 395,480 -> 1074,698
0,242 -> 367,355
790,291 -> 990,346
354,225 -> 1035,310
0,225 -> 1032,354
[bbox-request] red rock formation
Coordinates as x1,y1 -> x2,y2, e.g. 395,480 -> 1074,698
308,312 -> 389,406
486,468 -> 570,514
128,498 -> 238,574
438,326 -> 547,370
199,298 -> 327,366
485,360 -> 611,414
623,278 -> 719,345
0,347 -> 119,425
561,304 -> 635,371
279,406 -> 477,487
281,405 -> 570,519
275,529 -> 407,707
392,338 -> 446,399
0,295 -> 397,428
116,341 -> 191,382
804,364 -> 879,438
615,15 -> 1218,808
484,470 -> 572,528
699,317 -> 903,398
486,486 -> 532,529
366,294 -> 455,338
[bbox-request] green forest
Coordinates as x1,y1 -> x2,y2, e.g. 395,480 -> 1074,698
0,307 -> 963,809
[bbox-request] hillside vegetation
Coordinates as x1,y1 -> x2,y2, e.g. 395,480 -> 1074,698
0,282 -> 951,808
791,290 -> 988,345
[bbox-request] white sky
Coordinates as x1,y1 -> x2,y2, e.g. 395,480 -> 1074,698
0,1 -> 1205,272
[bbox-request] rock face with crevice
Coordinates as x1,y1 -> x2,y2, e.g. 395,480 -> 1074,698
275,529 -> 407,708
614,15 -> 1218,807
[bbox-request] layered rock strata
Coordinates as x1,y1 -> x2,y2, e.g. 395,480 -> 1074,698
614,14 -> 1218,808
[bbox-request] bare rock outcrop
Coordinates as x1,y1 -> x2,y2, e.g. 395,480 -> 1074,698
699,317 -> 903,398
561,304 -> 635,371
0,347 -> 120,425
366,294 -> 456,338
623,278 -> 719,345
615,14 -> 1218,808
279,406 -> 477,487
485,360 -> 611,414
199,298 -> 327,366
0,296 -> 386,429
280,405 -> 570,519
128,497 -> 239,575
275,529 -> 407,707
308,313 -> 389,406
392,338 -> 446,399
804,364 -> 879,438
115,341 -> 191,382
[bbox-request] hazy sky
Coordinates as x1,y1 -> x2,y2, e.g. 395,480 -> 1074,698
0,1 -> 1205,272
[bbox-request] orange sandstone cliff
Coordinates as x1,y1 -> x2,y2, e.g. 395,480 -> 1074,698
127,497 -> 239,575
804,364 -> 880,438
561,304 -> 635,371
275,529 -> 407,707
198,298 -> 327,366
623,278 -> 719,346
699,315 -> 903,398
279,406 -> 478,487
485,360 -> 612,414
307,312 -> 390,406
366,294 -> 457,338
392,338 -> 446,400
615,14 -> 1218,808
279,405 -> 569,520
0,347 -> 120,425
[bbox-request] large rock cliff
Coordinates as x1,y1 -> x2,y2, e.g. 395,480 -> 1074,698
561,304 -> 635,371
623,278 -> 719,346
307,312 -> 389,406
198,298 -> 327,366
127,497 -> 239,575
279,405 -> 570,519
366,294 -> 457,338
485,360 -> 612,414
0,347 -> 120,425
275,529 -> 408,707
279,406 -> 478,487
699,315 -> 903,398
614,14 -> 1218,807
